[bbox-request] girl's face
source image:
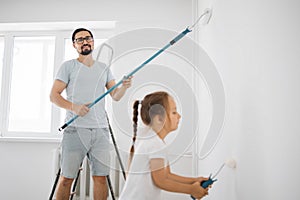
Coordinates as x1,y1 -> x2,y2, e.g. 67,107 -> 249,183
165,97 -> 181,132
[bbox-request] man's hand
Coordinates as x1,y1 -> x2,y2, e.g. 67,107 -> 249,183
71,103 -> 90,116
122,76 -> 133,89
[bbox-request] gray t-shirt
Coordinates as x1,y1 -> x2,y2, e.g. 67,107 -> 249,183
56,59 -> 114,128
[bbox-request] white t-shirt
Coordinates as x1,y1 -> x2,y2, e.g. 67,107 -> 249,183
119,128 -> 168,200
56,59 -> 114,128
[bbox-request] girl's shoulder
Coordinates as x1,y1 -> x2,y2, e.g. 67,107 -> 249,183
136,130 -> 166,154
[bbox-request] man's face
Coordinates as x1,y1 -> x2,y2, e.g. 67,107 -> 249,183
73,31 -> 94,56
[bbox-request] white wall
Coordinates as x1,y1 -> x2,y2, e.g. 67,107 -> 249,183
0,0 -> 195,199
2,0 -> 299,199
197,0 -> 300,199
0,140 -> 59,199
0,0 -> 192,31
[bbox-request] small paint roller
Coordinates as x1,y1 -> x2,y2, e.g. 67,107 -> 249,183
191,158 -> 237,199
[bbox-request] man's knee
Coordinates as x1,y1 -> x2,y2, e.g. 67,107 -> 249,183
59,176 -> 74,187
93,176 -> 107,185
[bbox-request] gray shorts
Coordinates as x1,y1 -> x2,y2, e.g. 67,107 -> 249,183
61,126 -> 113,178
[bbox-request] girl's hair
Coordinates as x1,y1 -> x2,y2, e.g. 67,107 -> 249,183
128,91 -> 170,167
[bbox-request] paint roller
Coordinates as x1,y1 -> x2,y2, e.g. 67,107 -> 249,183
191,158 -> 237,200
58,8 -> 213,131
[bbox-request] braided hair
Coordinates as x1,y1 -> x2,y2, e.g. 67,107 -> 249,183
128,100 -> 140,167
128,91 -> 170,168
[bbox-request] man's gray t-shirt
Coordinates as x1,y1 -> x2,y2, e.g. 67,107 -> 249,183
56,59 -> 114,128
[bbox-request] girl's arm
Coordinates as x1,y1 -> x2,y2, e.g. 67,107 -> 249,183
150,158 -> 208,199
166,165 -> 208,184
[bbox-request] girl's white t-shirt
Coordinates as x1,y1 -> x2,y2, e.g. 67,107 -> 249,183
119,128 -> 168,200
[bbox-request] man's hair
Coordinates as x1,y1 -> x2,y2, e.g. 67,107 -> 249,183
72,28 -> 94,42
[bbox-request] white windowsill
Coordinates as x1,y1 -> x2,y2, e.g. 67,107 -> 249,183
0,136 -> 61,143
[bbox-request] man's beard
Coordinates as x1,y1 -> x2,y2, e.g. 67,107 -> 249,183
80,44 -> 93,55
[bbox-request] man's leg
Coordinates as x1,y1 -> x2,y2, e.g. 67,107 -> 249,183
93,176 -> 108,200
90,128 -> 111,200
58,127 -> 90,199
56,176 -> 74,200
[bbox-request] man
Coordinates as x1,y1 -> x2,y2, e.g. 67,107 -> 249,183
50,28 -> 132,200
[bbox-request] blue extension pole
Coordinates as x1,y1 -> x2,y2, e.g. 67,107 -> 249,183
59,28 -> 192,131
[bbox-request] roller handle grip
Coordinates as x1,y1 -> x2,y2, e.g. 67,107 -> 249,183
58,123 -> 68,131
201,178 -> 215,188
191,177 -> 216,200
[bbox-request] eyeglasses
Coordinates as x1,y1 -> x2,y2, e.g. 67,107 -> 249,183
74,36 -> 94,44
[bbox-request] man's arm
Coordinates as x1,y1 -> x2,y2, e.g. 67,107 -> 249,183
50,79 -> 89,116
106,76 -> 132,101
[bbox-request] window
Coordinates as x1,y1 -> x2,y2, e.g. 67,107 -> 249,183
8,36 -> 55,132
0,22 -> 115,138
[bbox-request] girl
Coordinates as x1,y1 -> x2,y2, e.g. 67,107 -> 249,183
119,91 -> 209,200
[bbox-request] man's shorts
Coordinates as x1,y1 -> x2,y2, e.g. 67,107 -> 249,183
60,126 -> 113,178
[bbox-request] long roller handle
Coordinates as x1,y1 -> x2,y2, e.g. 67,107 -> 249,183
59,28 -> 191,131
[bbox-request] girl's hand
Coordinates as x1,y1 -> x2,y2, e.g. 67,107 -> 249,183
195,176 -> 209,183
195,176 -> 213,188
190,181 -> 208,199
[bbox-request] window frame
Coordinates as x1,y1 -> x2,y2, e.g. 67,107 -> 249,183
0,23 -> 115,139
